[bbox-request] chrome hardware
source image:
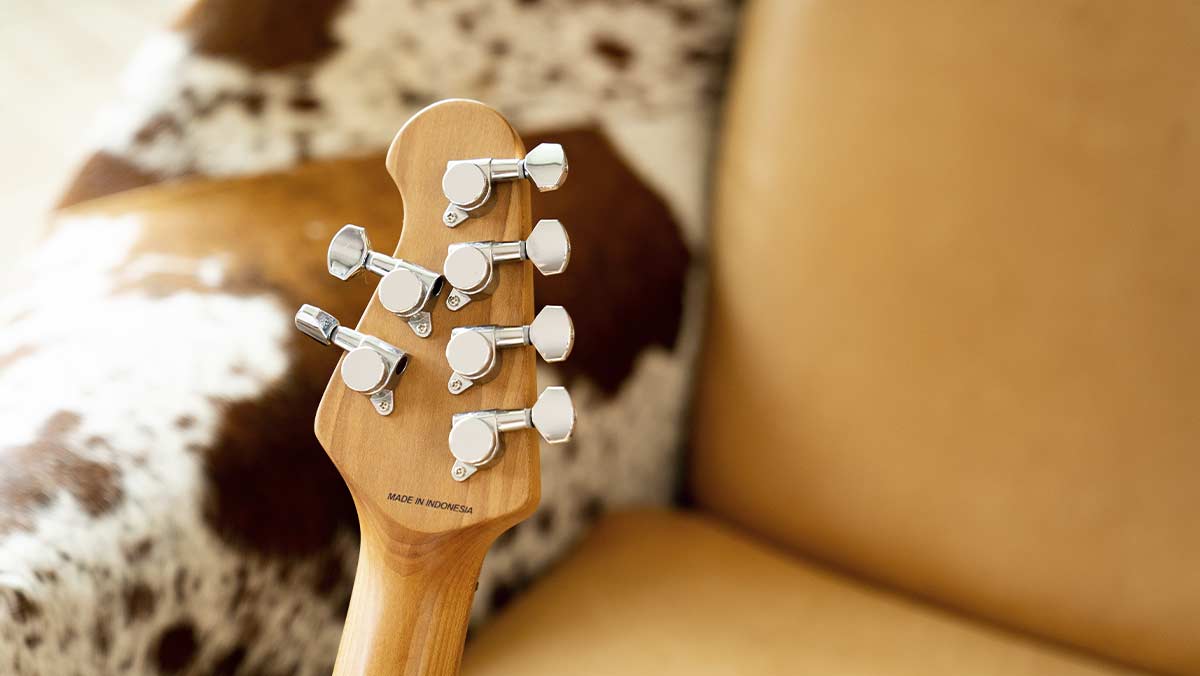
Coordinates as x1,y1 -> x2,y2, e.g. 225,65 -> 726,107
327,224 -> 443,338
441,143 -> 568,226
448,387 -> 576,481
295,304 -> 408,415
445,306 -> 574,394
443,219 -> 570,310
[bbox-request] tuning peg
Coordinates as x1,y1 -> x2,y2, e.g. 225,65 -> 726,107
442,219 -> 570,310
295,304 -> 408,415
447,387 -> 575,481
441,143 -> 568,227
327,224 -> 443,338
444,305 -> 574,394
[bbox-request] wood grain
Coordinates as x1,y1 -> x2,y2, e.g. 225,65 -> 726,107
315,100 -> 540,675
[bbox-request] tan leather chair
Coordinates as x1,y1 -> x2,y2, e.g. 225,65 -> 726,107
462,2 -> 1200,674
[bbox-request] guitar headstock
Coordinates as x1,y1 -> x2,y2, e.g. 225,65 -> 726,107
297,100 -> 574,542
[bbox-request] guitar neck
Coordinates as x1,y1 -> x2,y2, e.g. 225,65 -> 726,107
332,516 -> 497,675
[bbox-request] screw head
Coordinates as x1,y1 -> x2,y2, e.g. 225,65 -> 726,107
454,466 -> 467,478
524,143 -> 568,192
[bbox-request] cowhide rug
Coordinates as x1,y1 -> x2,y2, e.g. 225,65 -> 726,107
0,1 -> 738,673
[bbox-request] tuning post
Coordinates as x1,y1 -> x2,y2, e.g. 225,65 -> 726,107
445,306 -> 573,394
327,224 -> 443,338
441,143 -> 568,227
448,387 -> 575,481
295,304 -> 408,416
443,219 -> 570,310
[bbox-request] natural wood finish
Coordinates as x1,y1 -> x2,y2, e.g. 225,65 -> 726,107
315,100 -> 540,675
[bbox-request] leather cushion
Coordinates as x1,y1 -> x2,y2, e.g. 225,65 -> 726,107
462,510 -> 1142,676
692,1 -> 1200,673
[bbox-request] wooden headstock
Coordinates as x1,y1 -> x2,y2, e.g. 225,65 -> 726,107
307,100 -> 551,675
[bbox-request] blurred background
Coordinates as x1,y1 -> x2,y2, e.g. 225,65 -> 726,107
3,2 -> 1199,676
0,2 -> 181,277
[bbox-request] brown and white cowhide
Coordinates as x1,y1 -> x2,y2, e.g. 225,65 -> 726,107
1,0 -> 738,673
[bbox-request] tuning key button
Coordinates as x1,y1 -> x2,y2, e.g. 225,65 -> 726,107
441,143 -> 568,227
445,305 -> 574,394
294,304 -> 408,416
529,385 -> 577,443
443,219 -> 571,310
327,224 -> 443,338
448,387 -> 576,481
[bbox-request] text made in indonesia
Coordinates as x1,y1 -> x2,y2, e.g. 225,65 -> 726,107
388,493 -> 474,514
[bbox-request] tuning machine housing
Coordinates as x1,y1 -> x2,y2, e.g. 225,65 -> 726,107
448,387 -> 576,481
443,219 -> 570,310
327,224 -> 443,338
445,305 -> 574,394
295,304 -> 408,415
441,143 -> 568,227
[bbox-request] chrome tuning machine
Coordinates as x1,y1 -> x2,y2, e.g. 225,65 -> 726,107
441,143 -> 568,227
445,305 -> 574,394
295,304 -> 408,416
448,387 -> 576,481
327,224 -> 443,338
443,219 -> 570,310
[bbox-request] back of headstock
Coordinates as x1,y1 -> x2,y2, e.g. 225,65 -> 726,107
293,100 -> 575,675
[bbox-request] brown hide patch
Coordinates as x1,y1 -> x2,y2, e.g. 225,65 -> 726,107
177,0 -> 347,71
123,582 -> 158,624
0,411 -> 124,535
125,538 -> 155,563
202,335 -> 355,557
178,87 -> 272,119
526,127 -> 690,394
593,35 -> 634,70
8,590 -> 41,624
152,621 -> 198,673
212,644 -> 247,674
135,113 -> 185,145
98,157 -> 402,557
58,152 -> 161,208
92,615 -> 112,655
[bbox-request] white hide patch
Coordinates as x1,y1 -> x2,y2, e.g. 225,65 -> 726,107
0,216 -> 348,675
